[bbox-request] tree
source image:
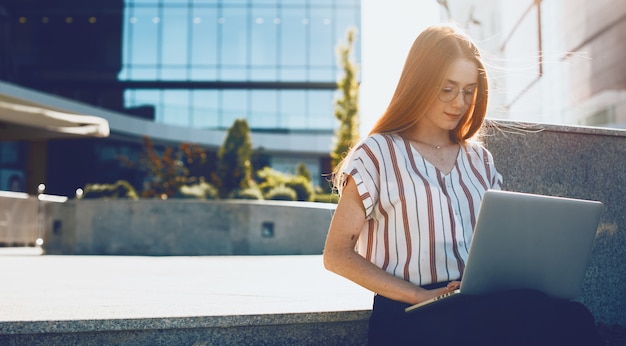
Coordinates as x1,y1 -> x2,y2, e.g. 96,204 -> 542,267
331,27 -> 360,170
117,136 -> 214,199
216,118 -> 253,198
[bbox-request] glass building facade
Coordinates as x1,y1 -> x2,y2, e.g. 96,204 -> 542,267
0,0 -> 361,196
119,0 -> 360,131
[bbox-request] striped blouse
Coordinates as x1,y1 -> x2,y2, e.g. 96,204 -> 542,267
344,133 -> 503,287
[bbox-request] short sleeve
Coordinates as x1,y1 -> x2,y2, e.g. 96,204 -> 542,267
484,147 -> 503,189
342,136 -> 383,219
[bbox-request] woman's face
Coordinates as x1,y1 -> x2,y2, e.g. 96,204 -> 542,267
420,58 -> 478,134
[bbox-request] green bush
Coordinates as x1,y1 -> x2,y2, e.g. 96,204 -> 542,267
265,185 -> 297,201
255,166 -> 316,201
231,187 -> 264,200
255,167 -> 287,195
285,175 -> 314,201
80,180 -> 139,200
216,119 -> 253,198
177,181 -> 219,199
295,162 -> 311,181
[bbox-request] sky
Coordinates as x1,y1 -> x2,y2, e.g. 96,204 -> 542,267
359,0 -> 440,137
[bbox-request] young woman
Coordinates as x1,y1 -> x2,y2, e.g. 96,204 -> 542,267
323,23 -> 602,346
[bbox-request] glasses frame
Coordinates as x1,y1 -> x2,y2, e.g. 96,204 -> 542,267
438,85 -> 482,105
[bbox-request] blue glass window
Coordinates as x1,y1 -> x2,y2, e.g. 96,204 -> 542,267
120,0 -> 360,132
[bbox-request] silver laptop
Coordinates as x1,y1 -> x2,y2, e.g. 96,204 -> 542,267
406,189 -> 603,313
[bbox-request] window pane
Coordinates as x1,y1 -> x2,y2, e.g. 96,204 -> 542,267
250,90 -> 278,128
0,142 -> 19,164
251,7 -> 277,70
280,8 -> 306,68
161,6 -> 189,68
160,67 -> 187,80
161,90 -> 191,127
127,67 -> 158,79
120,5 -> 134,80
220,67 -> 247,80
335,7 -> 360,68
309,8 -> 333,73
127,6 -> 159,67
280,90 -> 306,129
220,7 -> 248,70
191,90 -> 219,128
279,67 -> 307,81
308,67 -> 334,82
125,89 -> 160,118
308,90 -> 334,129
281,0 -> 307,4
221,90 -> 249,128
191,7 -> 218,69
190,67 -> 218,80
250,68 -> 279,80
161,0 -> 189,3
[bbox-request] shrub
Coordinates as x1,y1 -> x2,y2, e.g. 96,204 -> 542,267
295,162 -> 312,181
231,187 -> 264,200
255,166 -> 287,194
216,119 -> 253,198
177,181 -> 219,199
265,185 -> 297,201
80,180 -> 139,200
285,175 -> 314,201
331,27 -> 360,170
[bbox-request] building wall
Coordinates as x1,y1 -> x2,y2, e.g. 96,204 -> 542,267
0,0 -> 361,196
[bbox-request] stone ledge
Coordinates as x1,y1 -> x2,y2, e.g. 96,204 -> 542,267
0,311 -> 371,346
0,310 -> 371,335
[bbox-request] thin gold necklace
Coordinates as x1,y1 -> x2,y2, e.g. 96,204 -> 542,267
411,139 -> 452,150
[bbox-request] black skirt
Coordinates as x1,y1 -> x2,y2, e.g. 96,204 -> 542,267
367,285 -> 602,346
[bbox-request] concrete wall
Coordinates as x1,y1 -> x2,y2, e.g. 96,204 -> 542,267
0,192 -> 38,245
43,200 -> 336,256
483,121 -> 626,326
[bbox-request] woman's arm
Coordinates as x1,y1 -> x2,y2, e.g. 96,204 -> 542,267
323,176 -> 455,305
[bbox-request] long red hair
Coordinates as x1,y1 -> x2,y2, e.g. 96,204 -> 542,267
333,23 -> 489,190
370,23 -> 488,140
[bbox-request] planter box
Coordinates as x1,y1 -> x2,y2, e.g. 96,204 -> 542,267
43,199 -> 336,256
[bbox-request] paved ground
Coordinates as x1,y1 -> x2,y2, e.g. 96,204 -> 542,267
0,247 -> 373,322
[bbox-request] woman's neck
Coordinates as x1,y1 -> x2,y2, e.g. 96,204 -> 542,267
401,128 -> 454,149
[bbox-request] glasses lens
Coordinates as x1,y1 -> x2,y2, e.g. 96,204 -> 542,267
438,86 -> 459,103
463,87 -> 479,105
438,86 -> 482,104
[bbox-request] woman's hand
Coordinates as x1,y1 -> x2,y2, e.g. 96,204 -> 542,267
409,280 -> 461,305
446,280 -> 461,291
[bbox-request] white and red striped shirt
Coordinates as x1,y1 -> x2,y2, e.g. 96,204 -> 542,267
344,133 -> 503,287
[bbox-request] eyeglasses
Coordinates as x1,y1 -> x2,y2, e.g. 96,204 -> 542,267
438,85 -> 481,105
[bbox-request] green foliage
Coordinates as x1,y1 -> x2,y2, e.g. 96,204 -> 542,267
118,136 -> 214,199
230,187 -> 264,200
285,175 -> 314,201
331,27 -> 361,170
216,119 -> 253,198
177,180 -> 219,199
80,180 -> 139,200
295,162 -> 312,181
254,166 -> 314,201
255,166 -> 288,195
250,147 -> 271,172
265,185 -> 297,201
